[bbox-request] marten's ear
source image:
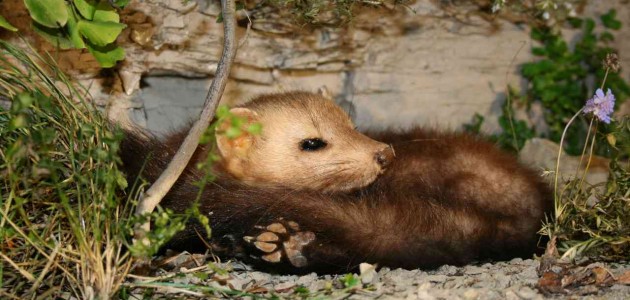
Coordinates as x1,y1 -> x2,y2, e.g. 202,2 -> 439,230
317,86 -> 333,101
216,108 -> 259,162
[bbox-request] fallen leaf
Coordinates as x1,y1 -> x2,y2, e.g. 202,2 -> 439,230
246,286 -> 269,293
274,282 -> 296,293
538,272 -> 564,293
617,270 -> 630,285
591,267 -> 613,285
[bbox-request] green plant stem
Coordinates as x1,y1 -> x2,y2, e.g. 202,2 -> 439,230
504,42 -> 527,151
575,122 -> 598,199
574,117 -> 595,185
601,68 -> 610,90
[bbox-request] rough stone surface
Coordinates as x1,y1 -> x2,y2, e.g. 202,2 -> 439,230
519,138 -> 610,187
2,0 -> 629,133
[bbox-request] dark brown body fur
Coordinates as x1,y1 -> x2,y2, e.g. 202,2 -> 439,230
120,120 -> 552,274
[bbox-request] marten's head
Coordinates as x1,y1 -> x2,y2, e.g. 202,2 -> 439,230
215,91 -> 394,192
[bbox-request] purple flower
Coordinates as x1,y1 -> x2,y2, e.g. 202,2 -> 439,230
583,88 -> 615,124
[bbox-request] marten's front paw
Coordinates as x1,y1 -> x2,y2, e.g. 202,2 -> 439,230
243,218 -> 315,268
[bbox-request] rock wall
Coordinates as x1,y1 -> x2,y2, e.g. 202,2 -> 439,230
1,0 -> 629,134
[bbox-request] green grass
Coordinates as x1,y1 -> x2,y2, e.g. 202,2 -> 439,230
540,115 -> 630,261
0,39 -> 134,299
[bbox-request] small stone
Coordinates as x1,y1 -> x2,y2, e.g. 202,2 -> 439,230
248,271 -> 271,283
504,290 -> 520,300
516,267 -> 540,285
464,266 -> 486,275
360,263 -> 377,284
463,288 -> 479,299
416,289 -> 436,300
418,282 -> 432,290
510,257 -> 523,264
426,274 -> 448,283
492,271 -> 511,289
436,265 -> 459,275
296,273 -> 317,285
517,286 -> 538,299
484,290 -> 503,300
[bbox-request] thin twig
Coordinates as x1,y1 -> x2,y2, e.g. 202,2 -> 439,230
134,0 -> 238,238
503,41 -> 527,151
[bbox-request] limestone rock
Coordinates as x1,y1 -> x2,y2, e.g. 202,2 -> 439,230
519,138 -> 609,187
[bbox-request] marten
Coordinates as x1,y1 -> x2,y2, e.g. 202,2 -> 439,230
120,91 -> 553,274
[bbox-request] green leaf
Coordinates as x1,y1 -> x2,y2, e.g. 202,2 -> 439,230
10,92 -> 35,114
73,0 -> 97,20
216,105 -> 230,118
9,114 -> 28,130
66,7 -> 86,48
0,15 -> 18,31
24,0 -> 69,28
584,18 -> 595,33
32,22 -> 74,49
193,272 -> 209,280
567,17 -> 583,29
342,274 -> 359,288
599,31 -> 615,42
246,123 -> 262,135
225,127 -> 242,139
601,9 -> 621,30
112,0 -> 129,7
93,1 -> 120,23
77,20 -> 126,46
85,41 -> 125,68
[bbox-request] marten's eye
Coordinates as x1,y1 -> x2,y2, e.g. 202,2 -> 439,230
300,138 -> 327,151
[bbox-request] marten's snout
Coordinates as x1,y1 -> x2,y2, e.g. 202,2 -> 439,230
375,146 -> 395,169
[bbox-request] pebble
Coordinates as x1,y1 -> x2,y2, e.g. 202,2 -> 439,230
425,274 -> 448,283
435,265 -> 459,276
510,257 -> 524,264
517,286 -> 539,299
296,273 -> 317,285
462,288 -> 479,299
492,271 -> 512,289
504,289 -> 520,300
464,266 -> 486,275
360,263 -> 378,284
415,290 -> 436,300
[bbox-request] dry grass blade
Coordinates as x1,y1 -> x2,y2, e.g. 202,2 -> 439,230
0,252 -> 35,283
1,40 -> 135,299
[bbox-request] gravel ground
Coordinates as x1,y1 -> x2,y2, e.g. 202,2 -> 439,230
148,256 -> 630,299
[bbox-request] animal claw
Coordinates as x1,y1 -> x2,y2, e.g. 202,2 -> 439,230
245,219 -> 315,268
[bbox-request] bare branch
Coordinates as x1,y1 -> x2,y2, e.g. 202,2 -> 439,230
134,0 -> 238,238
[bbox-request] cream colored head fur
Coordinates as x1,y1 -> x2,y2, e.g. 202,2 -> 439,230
216,91 -> 393,192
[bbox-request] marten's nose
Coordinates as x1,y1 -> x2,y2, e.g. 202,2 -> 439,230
375,146 -> 395,169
